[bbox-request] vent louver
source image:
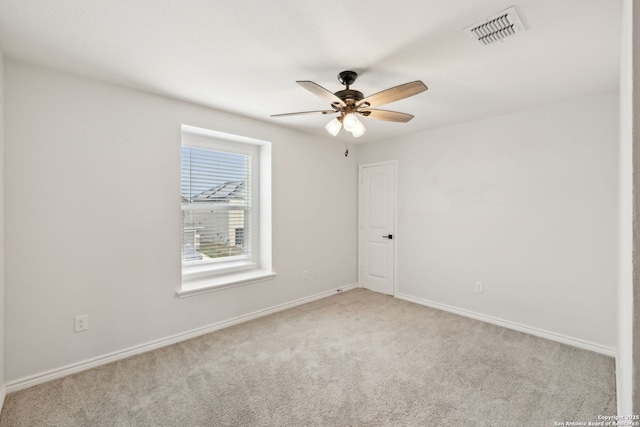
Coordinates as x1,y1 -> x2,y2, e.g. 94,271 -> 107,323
465,6 -> 525,46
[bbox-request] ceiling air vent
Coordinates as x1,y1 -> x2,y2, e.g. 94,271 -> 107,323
464,6 -> 525,46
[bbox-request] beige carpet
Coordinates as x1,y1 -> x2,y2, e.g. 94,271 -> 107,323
0,289 -> 616,426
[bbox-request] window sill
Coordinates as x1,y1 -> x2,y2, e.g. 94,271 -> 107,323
176,269 -> 277,298
182,260 -> 257,281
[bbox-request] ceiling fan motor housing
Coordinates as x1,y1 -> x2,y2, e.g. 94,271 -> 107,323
334,89 -> 365,107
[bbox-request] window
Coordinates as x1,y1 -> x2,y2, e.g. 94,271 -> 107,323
181,147 -> 252,265
178,125 -> 274,297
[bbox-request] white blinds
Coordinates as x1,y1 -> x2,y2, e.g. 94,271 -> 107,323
181,146 -> 252,264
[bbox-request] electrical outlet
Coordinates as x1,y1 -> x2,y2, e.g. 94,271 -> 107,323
475,281 -> 484,294
302,270 -> 309,281
75,314 -> 88,332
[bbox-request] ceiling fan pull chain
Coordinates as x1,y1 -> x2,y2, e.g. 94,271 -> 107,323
345,140 -> 349,157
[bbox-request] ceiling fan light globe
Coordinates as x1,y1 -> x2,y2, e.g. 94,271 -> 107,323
325,117 -> 342,136
343,113 -> 359,132
351,122 -> 366,138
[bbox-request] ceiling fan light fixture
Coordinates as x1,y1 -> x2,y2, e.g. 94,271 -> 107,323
351,121 -> 366,138
343,113 -> 359,132
325,117 -> 342,136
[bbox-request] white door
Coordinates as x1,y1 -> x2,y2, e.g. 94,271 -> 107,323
359,161 -> 396,295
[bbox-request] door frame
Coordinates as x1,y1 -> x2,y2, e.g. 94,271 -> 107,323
358,160 -> 398,296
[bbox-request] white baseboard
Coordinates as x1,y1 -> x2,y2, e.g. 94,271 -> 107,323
0,383 -> 6,413
395,292 -> 616,357
6,283 -> 359,394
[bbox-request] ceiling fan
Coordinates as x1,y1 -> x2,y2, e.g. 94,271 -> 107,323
271,70 -> 428,139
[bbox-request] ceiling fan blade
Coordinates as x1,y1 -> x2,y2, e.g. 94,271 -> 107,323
357,81 -> 427,108
359,109 -> 415,122
270,110 -> 337,118
297,81 -> 346,107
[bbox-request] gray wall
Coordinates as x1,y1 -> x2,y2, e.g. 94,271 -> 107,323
359,91 -> 619,351
3,61 -> 359,384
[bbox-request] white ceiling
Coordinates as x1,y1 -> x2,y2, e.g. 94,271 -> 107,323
0,0 -> 622,143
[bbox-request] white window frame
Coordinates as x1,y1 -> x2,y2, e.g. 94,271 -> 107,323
177,125 -> 274,297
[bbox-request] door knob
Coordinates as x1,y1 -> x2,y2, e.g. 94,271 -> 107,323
382,234 -> 393,239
